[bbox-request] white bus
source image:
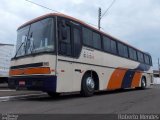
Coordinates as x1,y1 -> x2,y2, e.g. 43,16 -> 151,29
8,13 -> 153,97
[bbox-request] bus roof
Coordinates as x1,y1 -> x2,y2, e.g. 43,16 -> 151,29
18,13 -> 148,54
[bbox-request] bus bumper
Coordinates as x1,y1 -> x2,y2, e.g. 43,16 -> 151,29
8,75 -> 57,92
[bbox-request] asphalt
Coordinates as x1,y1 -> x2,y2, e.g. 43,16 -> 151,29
0,83 -> 42,96
0,84 -> 160,114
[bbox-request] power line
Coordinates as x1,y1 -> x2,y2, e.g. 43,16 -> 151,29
86,22 -> 98,27
24,0 -> 98,28
25,0 -> 61,13
101,0 -> 116,19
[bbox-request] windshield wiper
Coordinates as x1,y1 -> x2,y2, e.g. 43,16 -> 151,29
13,36 -> 27,59
14,32 -> 34,59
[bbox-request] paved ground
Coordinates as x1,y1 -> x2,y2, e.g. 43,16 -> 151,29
0,84 -> 160,114
0,83 -> 42,96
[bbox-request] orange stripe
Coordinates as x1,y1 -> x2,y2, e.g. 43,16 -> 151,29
131,71 -> 142,88
9,69 -> 24,76
107,68 -> 128,90
9,67 -> 51,76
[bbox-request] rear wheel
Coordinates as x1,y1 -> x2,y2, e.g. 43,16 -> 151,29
81,73 -> 95,97
140,77 -> 147,89
47,92 -> 60,98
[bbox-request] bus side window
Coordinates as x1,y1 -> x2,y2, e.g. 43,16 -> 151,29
144,54 -> 150,65
118,43 -> 128,58
137,51 -> 144,63
73,28 -> 81,57
59,21 -> 72,56
82,27 -> 92,46
149,56 -> 153,66
59,21 -> 70,43
103,36 -> 111,52
129,48 -> 137,61
93,32 -> 101,49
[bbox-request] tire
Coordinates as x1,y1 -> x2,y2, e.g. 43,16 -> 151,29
140,77 -> 147,89
81,73 -> 95,97
47,92 -> 60,98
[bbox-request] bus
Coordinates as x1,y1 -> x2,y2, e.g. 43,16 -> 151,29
8,13 -> 153,97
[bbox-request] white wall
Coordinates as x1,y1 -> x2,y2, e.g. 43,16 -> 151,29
153,77 -> 160,84
0,44 -> 14,77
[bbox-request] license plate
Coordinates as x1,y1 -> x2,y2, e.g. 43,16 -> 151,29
19,81 -> 25,86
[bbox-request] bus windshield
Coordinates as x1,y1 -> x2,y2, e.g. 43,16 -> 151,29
15,18 -> 54,58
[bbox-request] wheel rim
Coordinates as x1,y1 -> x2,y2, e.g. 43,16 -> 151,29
142,79 -> 146,87
86,77 -> 95,92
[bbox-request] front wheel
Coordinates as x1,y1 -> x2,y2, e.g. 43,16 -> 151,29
81,73 -> 95,97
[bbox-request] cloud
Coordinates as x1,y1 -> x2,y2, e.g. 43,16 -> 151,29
0,0 -> 159,69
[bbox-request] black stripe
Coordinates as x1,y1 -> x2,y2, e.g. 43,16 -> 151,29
10,62 -> 43,69
121,70 -> 135,88
75,69 -> 82,73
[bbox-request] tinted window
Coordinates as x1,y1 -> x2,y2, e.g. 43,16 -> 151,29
149,56 -> 153,66
73,28 -> 81,57
118,43 -> 123,56
129,48 -> 137,60
144,54 -> 150,64
103,36 -> 117,54
118,43 -> 128,58
60,25 -> 71,43
111,40 -> 117,54
103,36 -> 110,52
93,32 -> 101,49
59,25 -> 72,56
137,52 -> 144,62
74,28 -> 80,44
82,27 -> 92,46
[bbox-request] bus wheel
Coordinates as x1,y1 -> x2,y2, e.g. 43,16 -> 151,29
81,73 -> 95,97
141,77 -> 146,89
47,92 -> 60,98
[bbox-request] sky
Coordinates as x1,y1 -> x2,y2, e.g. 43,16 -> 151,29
0,0 -> 159,69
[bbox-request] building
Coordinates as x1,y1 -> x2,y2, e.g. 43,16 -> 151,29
153,70 -> 160,84
0,43 -> 14,83
153,70 -> 160,77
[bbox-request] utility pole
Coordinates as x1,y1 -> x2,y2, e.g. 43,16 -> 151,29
98,7 -> 101,30
98,0 -> 116,30
158,58 -> 160,77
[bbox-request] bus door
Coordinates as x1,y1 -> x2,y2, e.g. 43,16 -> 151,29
57,18 -> 82,92
71,21 -> 82,91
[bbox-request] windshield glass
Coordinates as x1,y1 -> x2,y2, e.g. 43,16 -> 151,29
15,18 -> 54,57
